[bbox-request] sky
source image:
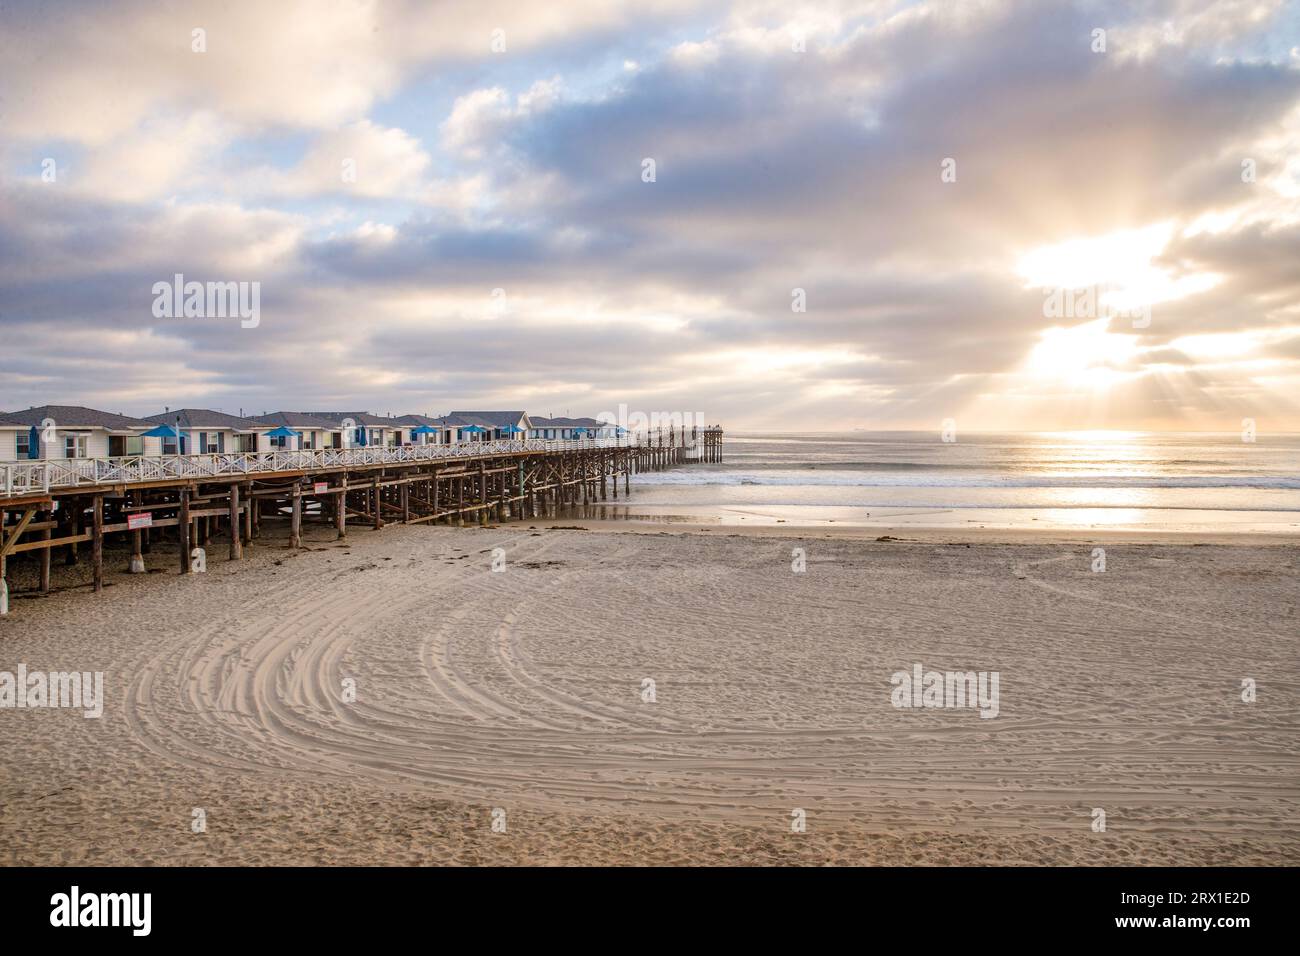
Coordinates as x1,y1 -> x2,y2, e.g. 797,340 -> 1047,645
0,0 -> 1298,431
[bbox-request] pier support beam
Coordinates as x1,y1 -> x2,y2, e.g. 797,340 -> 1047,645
40,519 -> 52,592
229,484 -> 242,561
129,492 -> 145,573
92,495 -> 104,592
0,507 -> 39,610
179,489 -> 191,575
478,464 -> 488,526
290,486 -> 303,549
64,504 -> 79,566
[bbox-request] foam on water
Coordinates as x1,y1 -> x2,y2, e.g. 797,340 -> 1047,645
635,470 -> 1300,490
615,431 -> 1300,529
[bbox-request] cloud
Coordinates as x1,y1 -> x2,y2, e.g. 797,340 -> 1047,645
0,0 -> 704,143
1,0 -> 1298,429
442,81 -> 562,160
41,113 -> 230,202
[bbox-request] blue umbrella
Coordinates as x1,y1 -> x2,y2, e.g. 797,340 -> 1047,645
355,427 -> 367,446
27,425 -> 39,459
264,425 -> 302,451
142,422 -> 187,453
410,424 -> 438,435
460,425 -> 486,434
572,427 -> 587,436
500,424 -> 523,434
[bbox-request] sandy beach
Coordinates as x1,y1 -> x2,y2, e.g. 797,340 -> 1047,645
2,521 -> 1297,866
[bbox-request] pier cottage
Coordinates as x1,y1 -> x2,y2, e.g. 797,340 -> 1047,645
528,416 -> 618,440
0,413 -> 26,461
0,405 -> 160,460
305,412 -> 407,448
398,415 -> 464,446
143,409 -> 270,454
251,412 -> 338,450
447,411 -> 532,441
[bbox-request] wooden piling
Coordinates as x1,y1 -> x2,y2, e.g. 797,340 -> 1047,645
477,463 -> 488,525
179,489 -> 191,574
290,485 -> 303,548
39,519 -> 51,593
92,495 -> 104,592
228,484 -> 242,561
64,503 -> 79,566
129,491 -> 145,573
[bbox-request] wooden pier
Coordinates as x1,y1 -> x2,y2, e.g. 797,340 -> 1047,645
0,427 -> 723,612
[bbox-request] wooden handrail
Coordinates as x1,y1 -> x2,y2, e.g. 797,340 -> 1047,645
0,437 -> 630,497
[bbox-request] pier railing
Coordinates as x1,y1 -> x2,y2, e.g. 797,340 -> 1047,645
0,437 -> 630,498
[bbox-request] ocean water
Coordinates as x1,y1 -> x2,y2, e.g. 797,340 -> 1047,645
586,431 -> 1300,533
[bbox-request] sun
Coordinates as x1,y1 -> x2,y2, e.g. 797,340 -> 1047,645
1012,222 -> 1225,395
1025,318 -> 1140,388
1016,221 -> 1221,317
1016,223 -> 1174,291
